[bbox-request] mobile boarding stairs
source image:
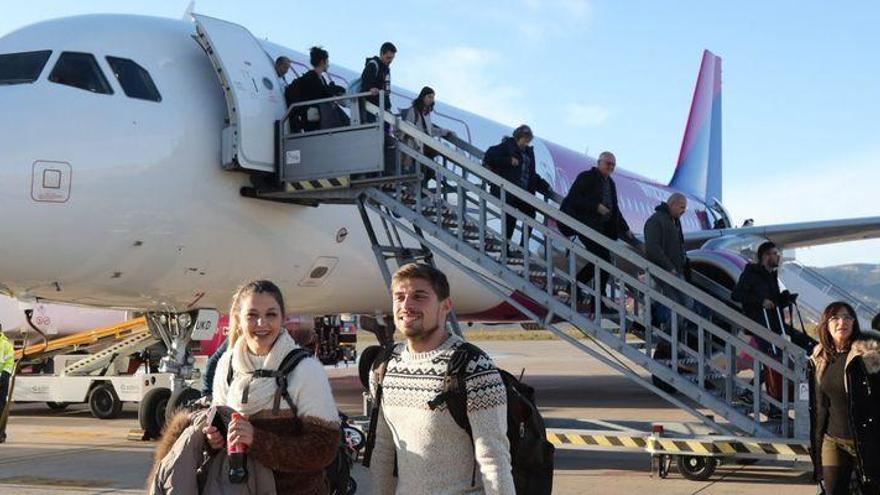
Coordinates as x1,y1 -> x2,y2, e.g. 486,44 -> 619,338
241,92 -> 811,472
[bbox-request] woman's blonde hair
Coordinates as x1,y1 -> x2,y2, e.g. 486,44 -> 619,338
227,280 -> 286,347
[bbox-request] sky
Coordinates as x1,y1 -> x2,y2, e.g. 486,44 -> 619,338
1,0 -> 877,267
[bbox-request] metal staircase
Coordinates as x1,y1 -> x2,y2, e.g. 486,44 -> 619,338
247,92 -> 810,440
63,330 -> 157,376
780,259 -> 877,330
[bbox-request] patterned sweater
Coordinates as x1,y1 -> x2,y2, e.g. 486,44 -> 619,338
370,333 -> 515,495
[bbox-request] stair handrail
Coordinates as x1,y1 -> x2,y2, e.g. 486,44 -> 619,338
367,102 -> 805,359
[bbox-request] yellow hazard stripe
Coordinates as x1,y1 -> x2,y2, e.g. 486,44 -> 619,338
546,433 -> 807,457
286,176 -> 350,192
715,442 -> 737,455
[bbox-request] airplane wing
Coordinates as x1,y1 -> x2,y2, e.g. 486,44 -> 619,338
684,216 -> 880,249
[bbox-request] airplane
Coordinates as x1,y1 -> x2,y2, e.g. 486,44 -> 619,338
0,13 -> 878,334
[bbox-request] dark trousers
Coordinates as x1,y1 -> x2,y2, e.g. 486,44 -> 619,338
819,434 -> 878,495
490,186 -> 536,247
576,230 -> 612,300
0,371 -> 10,439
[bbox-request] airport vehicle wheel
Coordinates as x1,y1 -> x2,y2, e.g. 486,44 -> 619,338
89,383 -> 123,420
139,387 -> 172,439
46,401 -> 69,411
677,455 -> 717,481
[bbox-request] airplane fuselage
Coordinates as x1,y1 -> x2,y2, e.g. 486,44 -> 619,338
0,14 -> 712,316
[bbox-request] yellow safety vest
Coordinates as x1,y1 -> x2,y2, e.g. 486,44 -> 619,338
0,335 -> 13,374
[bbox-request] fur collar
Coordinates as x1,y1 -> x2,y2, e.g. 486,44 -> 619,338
850,338 -> 880,374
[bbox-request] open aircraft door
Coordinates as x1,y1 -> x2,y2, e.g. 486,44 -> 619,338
193,14 -> 285,172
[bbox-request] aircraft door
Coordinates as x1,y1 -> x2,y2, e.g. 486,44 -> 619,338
193,14 -> 285,173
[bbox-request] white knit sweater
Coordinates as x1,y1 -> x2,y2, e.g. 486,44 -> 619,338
370,334 -> 515,495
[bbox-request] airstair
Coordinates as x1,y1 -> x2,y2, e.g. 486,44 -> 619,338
240,92 -> 810,440
780,259 -> 877,330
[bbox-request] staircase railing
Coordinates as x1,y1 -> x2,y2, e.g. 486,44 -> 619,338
359,102 -> 809,438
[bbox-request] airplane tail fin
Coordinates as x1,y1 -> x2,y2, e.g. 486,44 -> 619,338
669,50 -> 722,203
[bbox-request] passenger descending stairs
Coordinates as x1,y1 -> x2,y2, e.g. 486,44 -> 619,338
253,96 -> 811,440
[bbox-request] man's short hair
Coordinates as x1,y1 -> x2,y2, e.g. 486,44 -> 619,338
512,125 -> 533,141
309,46 -> 329,68
598,151 -> 615,163
380,42 -> 397,55
275,56 -> 291,67
667,192 -> 687,205
757,241 -> 777,261
391,263 -> 450,301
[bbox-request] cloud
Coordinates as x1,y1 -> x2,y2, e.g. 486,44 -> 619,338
725,146 -> 880,266
563,102 -> 611,127
396,46 -> 530,126
517,0 -> 593,39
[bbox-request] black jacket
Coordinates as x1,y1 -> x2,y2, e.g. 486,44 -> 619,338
644,202 -> 687,275
731,263 -> 783,328
482,137 -> 553,196
559,167 -> 629,240
808,338 -> 880,485
360,56 -> 391,110
285,70 -> 345,131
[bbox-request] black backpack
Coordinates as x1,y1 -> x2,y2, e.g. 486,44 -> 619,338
362,342 -> 555,495
227,348 -> 356,495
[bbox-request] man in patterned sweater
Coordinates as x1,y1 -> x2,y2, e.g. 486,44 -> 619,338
369,263 -> 515,494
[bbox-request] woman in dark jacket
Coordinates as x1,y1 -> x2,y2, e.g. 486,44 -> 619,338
285,46 -> 345,132
809,301 -> 880,494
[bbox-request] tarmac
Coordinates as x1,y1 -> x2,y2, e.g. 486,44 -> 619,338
0,338 -> 815,494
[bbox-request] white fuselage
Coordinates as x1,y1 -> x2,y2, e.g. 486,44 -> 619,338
0,15 -> 508,315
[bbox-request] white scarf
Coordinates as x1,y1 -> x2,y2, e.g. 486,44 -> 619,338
215,330 -> 300,416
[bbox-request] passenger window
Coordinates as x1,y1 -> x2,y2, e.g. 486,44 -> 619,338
0,50 -> 52,85
106,56 -> 161,102
48,52 -> 112,94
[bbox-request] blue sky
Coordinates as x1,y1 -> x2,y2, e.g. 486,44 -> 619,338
2,1 -> 877,267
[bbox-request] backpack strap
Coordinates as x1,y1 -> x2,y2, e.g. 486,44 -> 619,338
362,343 -> 402,468
270,348 -> 313,415
427,342 -> 482,486
224,347 -> 312,414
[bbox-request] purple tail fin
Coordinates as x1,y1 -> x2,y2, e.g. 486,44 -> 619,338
670,50 -> 722,202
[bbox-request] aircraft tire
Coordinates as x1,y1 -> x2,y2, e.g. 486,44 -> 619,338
46,401 -> 69,411
165,387 -> 201,419
89,383 -> 123,420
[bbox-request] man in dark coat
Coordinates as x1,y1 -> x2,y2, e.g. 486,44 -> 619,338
560,151 -> 633,300
732,241 -> 786,335
360,42 -> 396,122
644,192 -> 692,392
483,125 -> 554,250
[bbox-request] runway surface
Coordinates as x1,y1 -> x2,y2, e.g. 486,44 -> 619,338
0,338 -> 814,494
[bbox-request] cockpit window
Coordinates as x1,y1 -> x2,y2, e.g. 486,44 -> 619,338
48,52 -> 113,94
0,50 -> 52,85
106,56 -> 161,102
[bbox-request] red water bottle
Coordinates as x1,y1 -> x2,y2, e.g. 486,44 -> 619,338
228,412 -> 248,484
